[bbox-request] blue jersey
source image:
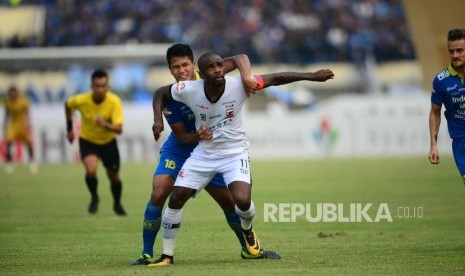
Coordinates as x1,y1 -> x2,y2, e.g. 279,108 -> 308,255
161,99 -> 197,158
431,64 -> 465,139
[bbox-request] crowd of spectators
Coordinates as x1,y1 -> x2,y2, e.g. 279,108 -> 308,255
2,0 -> 415,64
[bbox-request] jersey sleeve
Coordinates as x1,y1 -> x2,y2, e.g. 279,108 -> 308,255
170,81 -> 189,104
66,94 -> 80,109
163,100 -> 184,124
431,77 -> 444,106
111,96 -> 124,125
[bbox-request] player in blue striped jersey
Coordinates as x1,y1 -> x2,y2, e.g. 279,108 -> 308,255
429,28 -> 465,184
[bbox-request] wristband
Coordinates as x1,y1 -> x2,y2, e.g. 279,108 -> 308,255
254,75 -> 265,90
66,120 -> 73,132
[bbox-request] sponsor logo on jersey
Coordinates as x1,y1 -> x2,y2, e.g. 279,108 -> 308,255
195,104 -> 209,110
447,84 -> 458,92
222,100 -> 235,106
452,95 -> 465,103
226,108 -> 234,117
437,70 -> 450,81
176,82 -> 185,92
209,114 -> 221,119
200,113 -> 206,121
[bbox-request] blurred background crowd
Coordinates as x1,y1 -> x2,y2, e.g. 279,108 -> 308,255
1,0 -> 415,64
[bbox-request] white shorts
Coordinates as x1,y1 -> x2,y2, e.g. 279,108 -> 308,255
174,148 -> 251,193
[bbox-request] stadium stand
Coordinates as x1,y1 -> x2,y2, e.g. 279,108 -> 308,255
0,0 -> 415,63
0,0 -> 419,106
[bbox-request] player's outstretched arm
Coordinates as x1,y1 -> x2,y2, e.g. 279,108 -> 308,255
152,84 -> 173,141
222,54 -> 249,74
223,54 -> 257,94
256,69 -> 334,91
428,103 -> 442,164
64,102 -> 74,144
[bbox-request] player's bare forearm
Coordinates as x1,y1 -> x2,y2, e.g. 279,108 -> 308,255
428,104 -> 441,147
170,121 -> 200,144
175,132 -> 201,144
223,56 -> 238,74
225,54 -> 258,94
428,104 -> 441,164
64,103 -> 73,120
260,69 -> 334,88
152,85 -> 172,141
223,54 -> 251,75
98,119 -> 122,134
233,54 -> 251,78
64,102 -> 74,143
112,124 -> 123,134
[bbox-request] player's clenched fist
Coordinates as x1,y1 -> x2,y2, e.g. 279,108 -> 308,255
198,126 -> 212,141
152,119 -> 164,141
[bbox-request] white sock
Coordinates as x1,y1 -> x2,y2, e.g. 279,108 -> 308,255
234,201 -> 255,230
161,207 -> 183,256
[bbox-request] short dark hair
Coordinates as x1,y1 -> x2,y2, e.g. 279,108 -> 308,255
91,69 -> 108,81
7,85 -> 18,96
197,52 -> 220,73
447,29 -> 465,41
166,43 -> 194,67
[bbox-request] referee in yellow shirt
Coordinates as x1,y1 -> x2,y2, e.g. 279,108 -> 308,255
65,69 -> 126,216
3,85 -> 37,173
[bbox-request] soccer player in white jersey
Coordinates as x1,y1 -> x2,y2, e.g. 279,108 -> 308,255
150,52 -> 334,266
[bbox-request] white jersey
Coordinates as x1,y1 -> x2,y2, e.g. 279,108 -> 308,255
170,76 -> 249,156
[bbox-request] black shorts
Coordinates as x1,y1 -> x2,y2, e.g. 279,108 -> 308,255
79,138 -> 120,172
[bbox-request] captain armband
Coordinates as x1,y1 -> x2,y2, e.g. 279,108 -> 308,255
254,75 -> 265,91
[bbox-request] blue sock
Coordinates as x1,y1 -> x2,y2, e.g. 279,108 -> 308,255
225,212 -> 246,250
142,201 -> 162,257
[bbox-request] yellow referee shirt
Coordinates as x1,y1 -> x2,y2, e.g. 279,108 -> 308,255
5,95 -> 29,141
66,91 -> 123,145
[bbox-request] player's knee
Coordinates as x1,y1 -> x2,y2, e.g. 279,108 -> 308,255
235,199 -> 251,211
151,176 -> 174,205
108,175 -> 119,183
150,188 -> 169,206
168,188 -> 193,209
86,171 -> 97,178
232,192 -> 251,210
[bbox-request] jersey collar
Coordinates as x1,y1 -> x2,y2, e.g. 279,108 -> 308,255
448,63 -> 464,83
448,63 -> 459,76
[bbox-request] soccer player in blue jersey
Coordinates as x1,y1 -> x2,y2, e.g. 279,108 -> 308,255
429,28 -> 465,184
132,44 -> 280,266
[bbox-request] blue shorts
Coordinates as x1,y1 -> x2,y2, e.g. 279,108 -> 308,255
154,149 -> 227,189
452,137 -> 465,184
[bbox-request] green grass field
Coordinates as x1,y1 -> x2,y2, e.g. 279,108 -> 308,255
1,156 -> 465,275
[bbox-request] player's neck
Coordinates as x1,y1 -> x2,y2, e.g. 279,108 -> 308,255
204,83 -> 225,103
92,96 -> 105,104
456,67 -> 465,79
